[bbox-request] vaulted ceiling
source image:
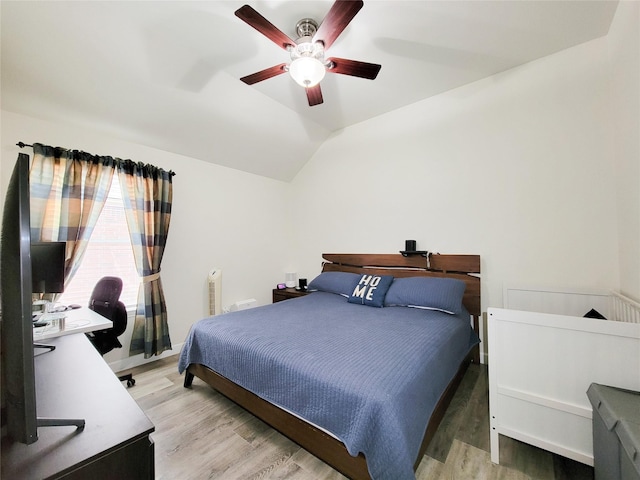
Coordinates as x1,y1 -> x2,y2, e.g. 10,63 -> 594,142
1,1 -> 618,181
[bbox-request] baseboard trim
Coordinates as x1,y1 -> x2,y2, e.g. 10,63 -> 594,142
107,342 -> 183,373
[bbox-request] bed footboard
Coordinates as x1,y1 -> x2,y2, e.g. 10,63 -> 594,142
185,350 -> 474,479
186,363 -> 370,479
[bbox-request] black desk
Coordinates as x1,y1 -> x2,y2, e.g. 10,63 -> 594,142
1,334 -> 154,479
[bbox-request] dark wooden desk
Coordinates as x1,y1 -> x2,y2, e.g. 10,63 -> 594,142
1,334 -> 154,479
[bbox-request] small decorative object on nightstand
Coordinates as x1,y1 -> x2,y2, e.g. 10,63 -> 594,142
272,288 -> 309,303
285,272 -> 297,288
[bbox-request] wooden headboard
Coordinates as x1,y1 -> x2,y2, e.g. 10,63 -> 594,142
322,253 -> 481,363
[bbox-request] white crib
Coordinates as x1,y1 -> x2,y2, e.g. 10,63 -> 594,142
488,286 -> 640,466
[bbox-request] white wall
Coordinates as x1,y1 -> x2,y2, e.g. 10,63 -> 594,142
608,0 -> 640,300
290,34 -> 621,313
1,5 -> 637,372
1,110 -> 293,370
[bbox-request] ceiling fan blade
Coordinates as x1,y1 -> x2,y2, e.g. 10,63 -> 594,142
235,5 -> 296,50
306,85 -> 323,107
326,57 -> 381,80
313,0 -> 363,50
240,63 -> 287,85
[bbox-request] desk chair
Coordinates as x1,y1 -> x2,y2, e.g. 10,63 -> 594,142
86,276 -> 135,388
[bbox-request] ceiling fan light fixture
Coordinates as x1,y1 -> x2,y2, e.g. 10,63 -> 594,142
289,57 -> 326,88
288,39 -> 326,88
235,2 -> 381,105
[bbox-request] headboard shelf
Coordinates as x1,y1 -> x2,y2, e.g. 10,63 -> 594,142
399,250 -> 430,257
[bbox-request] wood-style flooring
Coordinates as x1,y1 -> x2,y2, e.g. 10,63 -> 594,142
123,357 -> 594,479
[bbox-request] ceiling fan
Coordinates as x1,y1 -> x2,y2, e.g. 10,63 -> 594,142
235,0 -> 381,107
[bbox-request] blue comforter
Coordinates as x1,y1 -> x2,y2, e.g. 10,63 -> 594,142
178,292 -> 478,479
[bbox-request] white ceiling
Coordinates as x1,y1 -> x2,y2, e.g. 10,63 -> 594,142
1,1 -> 618,181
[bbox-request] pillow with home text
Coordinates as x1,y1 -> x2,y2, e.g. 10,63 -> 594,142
347,274 -> 394,308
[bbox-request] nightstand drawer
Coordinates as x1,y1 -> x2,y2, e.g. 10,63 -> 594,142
272,288 -> 308,303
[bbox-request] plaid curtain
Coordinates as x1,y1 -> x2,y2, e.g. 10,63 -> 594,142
29,143 -> 115,290
117,160 -> 173,358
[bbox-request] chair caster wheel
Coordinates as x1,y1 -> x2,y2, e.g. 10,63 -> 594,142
127,379 -> 135,388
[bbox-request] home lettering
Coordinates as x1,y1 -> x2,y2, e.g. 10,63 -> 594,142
352,275 -> 381,301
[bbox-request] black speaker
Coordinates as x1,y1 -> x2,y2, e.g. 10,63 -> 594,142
405,240 -> 417,252
298,278 -> 307,290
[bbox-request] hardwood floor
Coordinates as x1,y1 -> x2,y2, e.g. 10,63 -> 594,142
124,357 -> 594,479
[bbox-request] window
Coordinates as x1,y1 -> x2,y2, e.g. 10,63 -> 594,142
58,181 -> 139,308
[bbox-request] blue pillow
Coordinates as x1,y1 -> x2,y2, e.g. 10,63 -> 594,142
384,276 -> 466,314
307,272 -> 361,297
347,274 -> 394,307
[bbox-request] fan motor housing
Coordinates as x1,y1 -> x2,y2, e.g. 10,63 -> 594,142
295,18 -> 318,40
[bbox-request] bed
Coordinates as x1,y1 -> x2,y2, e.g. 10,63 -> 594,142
179,253 -> 481,479
488,285 -> 640,466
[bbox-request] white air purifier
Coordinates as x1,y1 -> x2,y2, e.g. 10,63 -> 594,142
208,269 -> 222,316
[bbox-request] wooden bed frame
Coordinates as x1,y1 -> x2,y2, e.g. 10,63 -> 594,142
184,253 -> 481,479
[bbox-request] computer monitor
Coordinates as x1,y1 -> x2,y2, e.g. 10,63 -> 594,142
31,242 -> 66,294
1,154 -> 39,443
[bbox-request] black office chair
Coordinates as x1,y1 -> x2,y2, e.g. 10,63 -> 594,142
86,276 -> 135,387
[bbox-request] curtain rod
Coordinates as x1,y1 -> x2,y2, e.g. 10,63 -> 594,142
16,141 -> 176,177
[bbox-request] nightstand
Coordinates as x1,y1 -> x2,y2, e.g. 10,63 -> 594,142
272,288 -> 309,303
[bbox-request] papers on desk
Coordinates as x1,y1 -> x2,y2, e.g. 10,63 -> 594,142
33,317 -> 91,338
33,307 -> 112,341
